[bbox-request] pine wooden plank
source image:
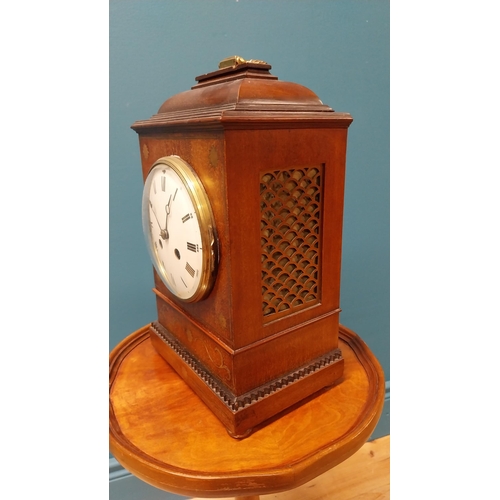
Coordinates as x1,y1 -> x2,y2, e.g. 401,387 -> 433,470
191,435 -> 389,500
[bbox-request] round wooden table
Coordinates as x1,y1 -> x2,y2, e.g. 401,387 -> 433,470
109,324 -> 384,499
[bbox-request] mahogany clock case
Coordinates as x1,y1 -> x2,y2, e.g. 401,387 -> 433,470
132,61 -> 353,437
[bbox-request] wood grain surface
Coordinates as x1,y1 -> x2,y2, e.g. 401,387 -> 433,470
191,436 -> 390,500
109,324 -> 384,498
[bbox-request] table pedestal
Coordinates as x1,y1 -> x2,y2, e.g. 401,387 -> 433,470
109,324 -> 384,498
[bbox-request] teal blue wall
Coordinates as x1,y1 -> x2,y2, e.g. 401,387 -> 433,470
110,1 -> 389,497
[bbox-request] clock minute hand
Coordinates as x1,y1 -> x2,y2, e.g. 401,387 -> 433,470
150,201 -> 168,240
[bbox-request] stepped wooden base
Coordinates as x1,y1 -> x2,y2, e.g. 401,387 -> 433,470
149,321 -> 344,438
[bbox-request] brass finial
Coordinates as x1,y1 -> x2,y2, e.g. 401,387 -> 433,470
218,56 -> 268,69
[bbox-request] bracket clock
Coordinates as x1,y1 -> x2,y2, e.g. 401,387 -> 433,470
131,56 -> 353,438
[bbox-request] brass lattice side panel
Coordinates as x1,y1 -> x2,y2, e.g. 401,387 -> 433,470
260,166 -> 323,321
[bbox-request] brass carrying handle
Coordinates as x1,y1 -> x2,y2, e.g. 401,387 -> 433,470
218,56 -> 268,69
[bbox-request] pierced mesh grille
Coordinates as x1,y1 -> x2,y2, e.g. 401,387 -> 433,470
260,167 -> 322,320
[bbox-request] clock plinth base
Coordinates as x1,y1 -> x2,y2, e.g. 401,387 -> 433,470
149,321 -> 344,438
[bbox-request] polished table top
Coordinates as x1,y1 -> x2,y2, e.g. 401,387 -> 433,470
109,324 -> 384,498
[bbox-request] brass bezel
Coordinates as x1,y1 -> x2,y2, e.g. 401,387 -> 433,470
143,155 -> 218,303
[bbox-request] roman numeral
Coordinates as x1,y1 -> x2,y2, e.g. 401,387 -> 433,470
181,277 -> 187,288
187,242 -> 198,252
182,213 -> 193,223
161,176 -> 166,191
185,262 -> 195,278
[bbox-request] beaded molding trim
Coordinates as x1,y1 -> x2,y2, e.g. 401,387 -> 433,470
151,321 -> 343,413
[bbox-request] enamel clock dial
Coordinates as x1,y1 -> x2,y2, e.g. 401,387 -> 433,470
142,156 -> 218,302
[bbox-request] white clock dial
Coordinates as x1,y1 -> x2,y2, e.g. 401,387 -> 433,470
142,156 -> 218,302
